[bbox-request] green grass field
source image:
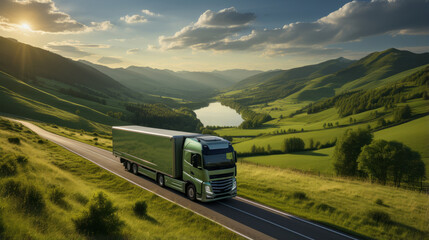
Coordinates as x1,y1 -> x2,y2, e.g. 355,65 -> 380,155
237,162 -> 428,240
240,148 -> 334,175
0,118 -> 241,239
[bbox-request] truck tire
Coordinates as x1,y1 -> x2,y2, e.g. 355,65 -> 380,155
186,184 -> 196,201
132,163 -> 138,175
126,161 -> 132,172
157,174 -> 164,187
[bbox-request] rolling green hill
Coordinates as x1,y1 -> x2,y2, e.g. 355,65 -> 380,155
221,57 -> 355,105
221,49 -> 429,105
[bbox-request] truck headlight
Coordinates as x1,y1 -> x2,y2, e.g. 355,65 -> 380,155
205,184 -> 213,194
232,179 -> 237,190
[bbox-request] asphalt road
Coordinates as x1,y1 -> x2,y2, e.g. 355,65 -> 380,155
15,119 -> 359,240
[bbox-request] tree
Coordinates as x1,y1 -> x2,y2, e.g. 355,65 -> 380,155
358,140 -> 425,186
73,192 -> 124,236
282,137 -> 305,153
267,144 -> 272,153
393,105 -> 412,122
251,144 -> 256,154
333,128 -> 373,176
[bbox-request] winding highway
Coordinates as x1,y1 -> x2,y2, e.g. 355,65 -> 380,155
14,119 -> 359,240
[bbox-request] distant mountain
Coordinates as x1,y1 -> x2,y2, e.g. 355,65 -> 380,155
211,69 -> 263,83
223,57 -> 355,105
81,61 -> 263,100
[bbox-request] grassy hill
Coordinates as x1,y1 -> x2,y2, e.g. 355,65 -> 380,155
0,118 -> 240,239
220,57 -> 355,105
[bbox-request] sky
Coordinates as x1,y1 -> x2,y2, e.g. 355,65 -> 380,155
0,0 -> 428,71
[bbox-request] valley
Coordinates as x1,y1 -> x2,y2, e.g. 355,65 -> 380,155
1,36 -> 428,240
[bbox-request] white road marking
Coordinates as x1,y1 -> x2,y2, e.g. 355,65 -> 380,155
235,197 -> 359,240
219,202 -> 314,240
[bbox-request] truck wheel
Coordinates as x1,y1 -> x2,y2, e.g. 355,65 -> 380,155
157,174 -> 164,187
126,161 -> 132,172
132,163 -> 138,175
186,184 -> 196,201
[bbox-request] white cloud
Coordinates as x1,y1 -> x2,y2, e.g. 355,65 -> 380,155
159,0 -> 429,55
159,7 -> 255,50
45,40 -> 110,58
120,9 -> 161,24
120,15 -> 148,24
0,0 -> 112,33
141,9 -> 161,17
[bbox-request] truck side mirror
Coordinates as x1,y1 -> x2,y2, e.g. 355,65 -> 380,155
191,154 -> 201,168
233,151 -> 237,163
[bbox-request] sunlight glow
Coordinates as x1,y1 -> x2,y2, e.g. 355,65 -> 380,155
20,23 -> 32,31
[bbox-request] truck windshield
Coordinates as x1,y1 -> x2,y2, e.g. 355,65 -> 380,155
203,153 -> 235,170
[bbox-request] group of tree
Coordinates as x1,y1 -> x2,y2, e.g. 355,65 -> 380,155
323,122 -> 339,128
333,128 -> 425,187
282,137 -> 305,153
125,103 -> 202,132
59,88 -> 107,105
220,100 -> 272,129
106,111 -> 123,120
294,66 -> 428,117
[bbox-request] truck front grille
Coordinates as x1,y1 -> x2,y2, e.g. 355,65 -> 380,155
210,172 -> 234,179
211,178 -> 233,194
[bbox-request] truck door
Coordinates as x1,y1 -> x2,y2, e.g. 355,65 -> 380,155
183,150 -> 203,194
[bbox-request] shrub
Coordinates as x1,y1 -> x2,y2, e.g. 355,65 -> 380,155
1,180 -> 45,214
0,157 -> 17,177
37,139 -> 45,144
23,185 -> 45,214
292,191 -> 308,200
0,208 -> 4,236
316,203 -> 336,213
73,193 -> 89,205
16,155 -> 28,164
73,192 -> 124,236
50,187 -> 66,204
133,200 -> 148,217
375,199 -> 384,206
367,210 -> 391,224
7,137 -> 20,145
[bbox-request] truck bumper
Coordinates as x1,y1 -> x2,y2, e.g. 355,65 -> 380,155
198,189 -> 237,202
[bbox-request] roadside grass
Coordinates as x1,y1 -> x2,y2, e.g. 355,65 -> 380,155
236,162 -> 428,240
36,122 -> 113,151
240,148 -> 334,175
0,118 -> 241,240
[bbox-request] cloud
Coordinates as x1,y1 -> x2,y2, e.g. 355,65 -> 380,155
97,56 -> 122,64
120,9 -> 161,24
159,7 -> 255,50
0,0 -> 112,33
126,48 -> 141,54
141,9 -> 161,17
120,15 -> 148,24
159,0 -> 429,54
45,40 -> 110,58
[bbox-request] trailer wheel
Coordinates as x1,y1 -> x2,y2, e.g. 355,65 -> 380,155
126,161 -> 132,172
186,184 -> 196,201
132,163 -> 138,175
157,174 -> 164,187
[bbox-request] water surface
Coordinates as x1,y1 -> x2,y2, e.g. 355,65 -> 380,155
194,102 -> 243,127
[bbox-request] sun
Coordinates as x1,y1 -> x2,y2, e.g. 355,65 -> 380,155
20,23 -> 32,31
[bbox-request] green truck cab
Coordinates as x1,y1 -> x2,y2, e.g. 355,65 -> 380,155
112,125 -> 237,202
